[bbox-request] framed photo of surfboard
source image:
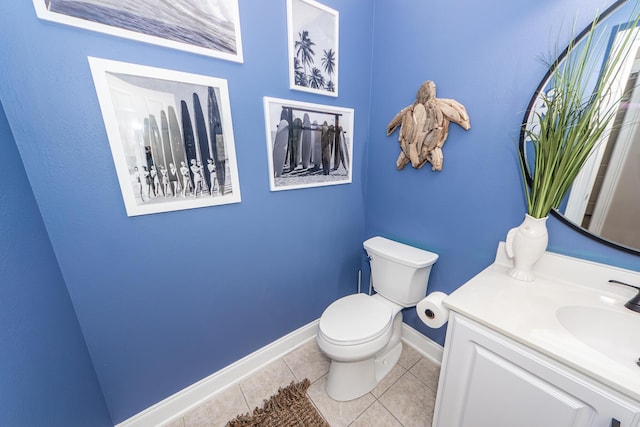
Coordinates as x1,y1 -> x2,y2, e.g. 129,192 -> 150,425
32,0 -> 243,62
89,57 -> 242,216
286,0 -> 339,97
263,97 -> 353,191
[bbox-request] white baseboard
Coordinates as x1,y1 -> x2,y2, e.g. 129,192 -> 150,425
116,320 -> 443,427
116,320 -> 319,427
401,322 -> 444,365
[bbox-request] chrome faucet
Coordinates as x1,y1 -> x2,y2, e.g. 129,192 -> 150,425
608,280 -> 640,313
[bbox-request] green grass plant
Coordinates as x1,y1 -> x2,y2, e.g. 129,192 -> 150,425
521,9 -> 640,219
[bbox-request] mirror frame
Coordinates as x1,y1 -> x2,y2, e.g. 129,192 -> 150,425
518,0 -> 640,256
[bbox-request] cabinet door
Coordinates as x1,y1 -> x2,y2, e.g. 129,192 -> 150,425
433,313 -> 640,427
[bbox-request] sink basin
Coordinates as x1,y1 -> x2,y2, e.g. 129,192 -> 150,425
556,305 -> 640,367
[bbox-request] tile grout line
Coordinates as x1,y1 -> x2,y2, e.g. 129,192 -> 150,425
282,352 -> 334,426
254,355 -> 433,427
306,349 -> 435,426
375,396 -> 406,427
281,356 -> 333,425
306,373 -> 329,423
238,383 -> 252,414
376,369 -> 413,415
346,354 -> 420,426
375,360 -> 437,426
280,356 -> 297,381
307,377 -> 332,426
346,395 -> 378,427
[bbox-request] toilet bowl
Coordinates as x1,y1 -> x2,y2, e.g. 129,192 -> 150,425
317,236 -> 439,401
317,293 -> 404,401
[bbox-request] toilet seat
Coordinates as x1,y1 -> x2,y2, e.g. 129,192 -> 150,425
319,293 -> 394,346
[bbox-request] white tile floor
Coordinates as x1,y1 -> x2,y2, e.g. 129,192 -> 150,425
164,340 -> 440,427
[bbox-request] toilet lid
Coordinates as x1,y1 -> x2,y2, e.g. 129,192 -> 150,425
319,294 -> 393,344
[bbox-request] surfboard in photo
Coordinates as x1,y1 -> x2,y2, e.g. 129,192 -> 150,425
143,117 -> 153,168
160,110 -> 174,170
181,100 -> 197,189
193,92 -> 211,191
273,119 -> 289,178
339,128 -> 350,174
208,86 -> 227,193
291,117 -> 303,171
167,105 -> 186,168
301,113 -> 311,169
149,114 -> 164,168
311,120 -> 321,170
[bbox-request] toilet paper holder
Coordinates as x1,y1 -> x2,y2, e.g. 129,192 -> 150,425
416,291 -> 450,328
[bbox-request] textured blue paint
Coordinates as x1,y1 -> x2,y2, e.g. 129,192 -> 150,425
366,0 -> 640,346
0,0 -> 373,422
0,100 -> 111,426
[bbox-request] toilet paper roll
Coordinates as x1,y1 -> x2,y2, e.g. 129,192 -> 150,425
416,291 -> 450,328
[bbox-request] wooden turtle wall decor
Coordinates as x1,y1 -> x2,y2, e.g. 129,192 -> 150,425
387,81 -> 470,171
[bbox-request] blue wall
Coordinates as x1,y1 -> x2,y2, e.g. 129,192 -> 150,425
2,0 -> 640,425
0,99 -> 111,426
0,0 -> 373,423
366,0 -> 640,345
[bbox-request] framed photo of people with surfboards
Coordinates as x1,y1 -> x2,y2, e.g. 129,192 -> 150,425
32,0 -> 243,63
287,0 -> 339,97
263,97 -> 353,191
89,57 -> 242,216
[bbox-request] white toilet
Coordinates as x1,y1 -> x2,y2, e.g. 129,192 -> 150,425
317,236 -> 439,401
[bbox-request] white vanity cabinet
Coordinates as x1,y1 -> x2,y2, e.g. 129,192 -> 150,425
433,312 -> 640,427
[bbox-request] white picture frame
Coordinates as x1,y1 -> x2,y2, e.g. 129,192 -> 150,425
89,57 -> 241,216
33,0 -> 243,62
263,96 -> 353,191
287,0 -> 339,97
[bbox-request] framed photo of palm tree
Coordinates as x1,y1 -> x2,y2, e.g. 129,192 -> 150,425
286,0 -> 339,97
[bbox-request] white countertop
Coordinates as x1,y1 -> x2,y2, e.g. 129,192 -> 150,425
444,242 -> 640,402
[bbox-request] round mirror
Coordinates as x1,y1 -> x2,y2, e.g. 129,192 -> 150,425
520,0 -> 640,255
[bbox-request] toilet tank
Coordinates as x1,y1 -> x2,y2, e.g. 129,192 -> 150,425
364,236 -> 439,307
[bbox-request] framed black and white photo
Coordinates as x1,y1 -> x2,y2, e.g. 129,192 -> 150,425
33,0 -> 243,62
263,97 -> 353,191
287,0 -> 339,97
89,57 -> 241,216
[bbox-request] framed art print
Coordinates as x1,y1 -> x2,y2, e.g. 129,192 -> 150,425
287,0 -> 339,97
34,0 -> 243,62
263,96 -> 353,191
89,57 -> 241,216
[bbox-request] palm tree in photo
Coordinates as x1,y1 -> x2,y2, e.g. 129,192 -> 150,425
295,30 -> 315,84
321,48 -> 336,91
309,67 -> 325,89
326,80 -> 335,92
293,57 -> 307,86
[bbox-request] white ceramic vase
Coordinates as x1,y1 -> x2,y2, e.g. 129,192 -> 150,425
505,214 -> 548,281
